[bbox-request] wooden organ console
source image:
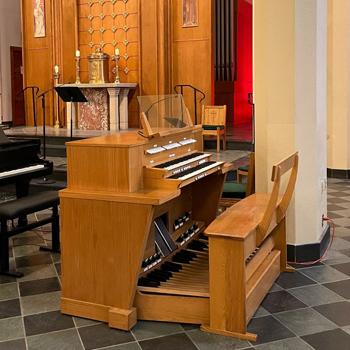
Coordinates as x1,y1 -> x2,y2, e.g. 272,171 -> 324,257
59,95 -> 298,341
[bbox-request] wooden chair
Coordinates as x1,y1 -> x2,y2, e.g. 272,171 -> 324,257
220,152 -> 255,207
204,152 -> 299,340
202,105 -> 227,153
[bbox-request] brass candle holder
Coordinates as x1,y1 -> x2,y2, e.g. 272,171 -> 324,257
75,56 -> 81,84
112,53 -> 120,84
53,66 -> 60,129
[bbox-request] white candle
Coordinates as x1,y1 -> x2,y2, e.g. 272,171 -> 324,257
54,65 -> 59,74
115,48 -> 120,56
75,50 -> 80,58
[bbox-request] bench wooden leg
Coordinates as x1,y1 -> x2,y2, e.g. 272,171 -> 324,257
0,220 -> 23,278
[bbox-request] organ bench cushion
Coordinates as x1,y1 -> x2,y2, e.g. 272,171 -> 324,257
222,182 -> 246,199
0,191 -> 59,220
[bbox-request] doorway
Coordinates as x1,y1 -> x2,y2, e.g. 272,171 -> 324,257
213,0 -> 253,143
10,46 -> 25,126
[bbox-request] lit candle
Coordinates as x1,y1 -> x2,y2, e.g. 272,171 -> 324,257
54,65 -> 59,74
115,48 -> 120,56
75,50 -> 80,58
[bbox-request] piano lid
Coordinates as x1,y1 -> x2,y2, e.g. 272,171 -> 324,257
0,128 -> 11,145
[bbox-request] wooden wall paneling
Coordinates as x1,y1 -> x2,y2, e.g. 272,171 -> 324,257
139,0 -> 172,98
22,0 -> 54,126
55,0 -> 78,127
170,0 -> 213,122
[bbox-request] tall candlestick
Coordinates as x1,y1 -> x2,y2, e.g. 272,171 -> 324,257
75,56 -> 81,84
112,50 -> 121,84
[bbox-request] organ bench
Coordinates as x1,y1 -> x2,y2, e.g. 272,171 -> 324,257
59,95 -> 298,341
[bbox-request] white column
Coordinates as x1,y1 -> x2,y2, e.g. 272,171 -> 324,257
254,0 -> 328,245
107,88 -> 120,131
119,89 -> 130,130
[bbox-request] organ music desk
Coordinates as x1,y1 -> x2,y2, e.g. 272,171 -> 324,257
59,95 -> 297,341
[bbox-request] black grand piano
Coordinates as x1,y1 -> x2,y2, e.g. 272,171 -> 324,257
0,128 -> 53,198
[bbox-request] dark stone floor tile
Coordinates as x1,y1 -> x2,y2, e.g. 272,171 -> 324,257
342,236 -> 350,243
340,249 -> 350,257
301,329 -> 350,350
247,316 -> 295,345
324,279 -> 350,299
24,310 -> 74,336
0,338 -> 26,350
332,191 -> 349,198
13,236 -> 44,246
276,271 -> 316,289
181,323 -> 200,331
16,253 -> 52,268
78,323 -> 134,350
0,298 -> 21,319
27,329 -> 84,350
314,301 -> 350,326
139,333 -> 197,350
261,290 -> 307,313
54,263 -> 61,275
0,275 -> 17,285
331,262 -> 350,276
328,204 -> 347,211
19,277 -> 60,297
328,212 -> 343,219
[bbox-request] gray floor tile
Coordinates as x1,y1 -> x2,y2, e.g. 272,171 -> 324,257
24,310 -> 75,336
302,329 -> 350,350
261,290 -> 307,313
269,284 -> 283,292
0,317 -> 24,342
73,316 -> 101,327
19,277 -> 60,297
139,333 -> 196,350
104,343 -> 142,350
21,291 -> 61,316
342,325 -> 350,335
324,278 -> 350,299
322,250 -> 350,265
0,299 -> 21,319
288,284 -> 344,306
78,324 -> 135,350
132,321 -> 183,341
254,337 -> 314,350
314,301 -> 350,326
187,329 -> 250,350
247,316 -> 294,345
13,245 -> 46,258
17,264 -> 57,282
299,265 -> 349,283
27,329 -> 84,350
275,271 -> 316,289
0,338 -> 26,350
253,306 -> 270,318
330,237 -> 350,250
0,283 -> 18,301
274,308 -> 337,336
16,253 -> 52,268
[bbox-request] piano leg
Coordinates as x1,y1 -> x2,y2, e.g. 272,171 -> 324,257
0,220 -> 24,278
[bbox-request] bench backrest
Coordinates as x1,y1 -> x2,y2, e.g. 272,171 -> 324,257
256,152 -> 299,246
201,105 -> 227,127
